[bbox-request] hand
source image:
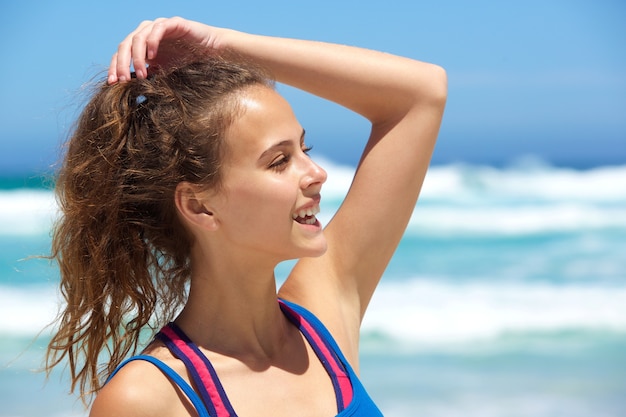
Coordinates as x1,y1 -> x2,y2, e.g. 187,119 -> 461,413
107,17 -> 224,84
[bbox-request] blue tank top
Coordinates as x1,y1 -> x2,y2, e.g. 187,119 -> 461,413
110,299 -> 384,416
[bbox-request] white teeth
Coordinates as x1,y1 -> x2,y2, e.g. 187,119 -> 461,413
292,204 -> 320,222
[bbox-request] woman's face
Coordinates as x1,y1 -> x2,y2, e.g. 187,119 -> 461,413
207,85 -> 328,262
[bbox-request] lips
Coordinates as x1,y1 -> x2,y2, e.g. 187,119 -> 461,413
292,203 -> 320,225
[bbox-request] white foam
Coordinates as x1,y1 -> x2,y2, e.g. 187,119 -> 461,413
3,279 -> 626,346
0,285 -> 60,336
3,162 -> 625,237
407,203 -> 626,236
0,190 -> 57,236
420,163 -> 626,204
363,278 -> 626,347
410,163 -> 626,236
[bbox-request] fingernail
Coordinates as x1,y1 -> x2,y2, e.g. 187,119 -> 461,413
107,74 -> 116,85
118,75 -> 127,83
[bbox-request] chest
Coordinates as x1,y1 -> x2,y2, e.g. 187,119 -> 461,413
216,353 -> 339,417
163,344 -> 341,417
152,302 -> 356,417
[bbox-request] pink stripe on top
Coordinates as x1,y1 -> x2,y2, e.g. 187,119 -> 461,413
157,300 -> 354,416
160,326 -> 232,417
279,301 -> 354,409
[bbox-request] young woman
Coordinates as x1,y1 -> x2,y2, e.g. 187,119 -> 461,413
46,16 -> 446,417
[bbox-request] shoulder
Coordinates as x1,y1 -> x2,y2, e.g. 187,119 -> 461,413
89,357 -> 187,417
278,283 -> 361,369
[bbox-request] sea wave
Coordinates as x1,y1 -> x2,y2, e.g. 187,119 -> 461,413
0,189 -> 57,236
419,161 -> 626,204
0,285 -> 60,337
362,278 -> 626,351
407,203 -> 626,236
1,162 -> 625,237
3,279 -> 625,350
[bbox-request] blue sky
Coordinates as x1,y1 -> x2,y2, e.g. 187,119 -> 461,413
0,0 -> 624,174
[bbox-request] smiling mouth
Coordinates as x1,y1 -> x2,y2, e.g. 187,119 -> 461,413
292,204 -> 320,225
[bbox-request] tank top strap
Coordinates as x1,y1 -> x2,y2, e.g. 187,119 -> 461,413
156,324 -> 237,417
107,355 -> 211,417
278,299 -> 354,412
153,300 -> 356,416
110,300 -> 382,416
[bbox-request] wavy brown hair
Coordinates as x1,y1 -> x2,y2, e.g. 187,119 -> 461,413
45,56 -> 272,401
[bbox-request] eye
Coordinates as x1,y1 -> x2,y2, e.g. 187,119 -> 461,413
302,145 -> 313,155
269,154 -> 291,171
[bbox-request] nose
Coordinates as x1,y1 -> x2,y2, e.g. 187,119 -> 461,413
300,156 -> 327,191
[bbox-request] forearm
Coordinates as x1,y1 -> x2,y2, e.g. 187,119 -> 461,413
218,29 -> 447,124
110,17 -> 445,125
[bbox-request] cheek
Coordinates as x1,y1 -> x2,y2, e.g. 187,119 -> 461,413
228,179 -> 295,220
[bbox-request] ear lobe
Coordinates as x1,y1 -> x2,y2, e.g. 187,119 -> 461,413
174,182 -> 219,231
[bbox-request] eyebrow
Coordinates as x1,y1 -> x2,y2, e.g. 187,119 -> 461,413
258,129 -> 306,160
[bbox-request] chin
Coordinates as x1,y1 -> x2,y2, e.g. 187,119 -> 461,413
290,238 -> 328,260
307,244 -> 328,258
307,234 -> 328,257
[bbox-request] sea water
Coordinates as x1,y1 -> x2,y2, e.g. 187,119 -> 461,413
1,159 -> 625,416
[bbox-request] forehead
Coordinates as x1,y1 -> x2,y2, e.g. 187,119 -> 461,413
224,86 -> 302,160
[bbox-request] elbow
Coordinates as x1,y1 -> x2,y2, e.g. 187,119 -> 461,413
424,64 -> 448,108
370,63 -> 447,125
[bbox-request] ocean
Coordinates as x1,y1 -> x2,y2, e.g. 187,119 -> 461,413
1,158 -> 625,416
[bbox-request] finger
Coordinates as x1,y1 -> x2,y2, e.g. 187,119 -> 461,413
129,20 -> 157,80
134,19 -> 175,78
114,34 -> 137,83
145,17 -> 170,62
130,31 -> 150,79
115,20 -> 153,82
134,18 -> 170,78
107,52 -> 119,85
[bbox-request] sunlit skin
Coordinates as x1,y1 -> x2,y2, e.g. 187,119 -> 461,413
89,16 -> 447,417
134,87 -> 337,417
203,85 -> 328,266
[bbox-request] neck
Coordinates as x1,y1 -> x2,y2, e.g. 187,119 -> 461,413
174,242 -> 291,361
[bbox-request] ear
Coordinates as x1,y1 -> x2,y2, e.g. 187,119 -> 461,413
174,182 -> 219,231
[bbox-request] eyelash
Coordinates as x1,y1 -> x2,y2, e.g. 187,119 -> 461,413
269,145 -> 313,171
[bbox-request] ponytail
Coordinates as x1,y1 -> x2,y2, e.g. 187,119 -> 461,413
46,57 -> 272,401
